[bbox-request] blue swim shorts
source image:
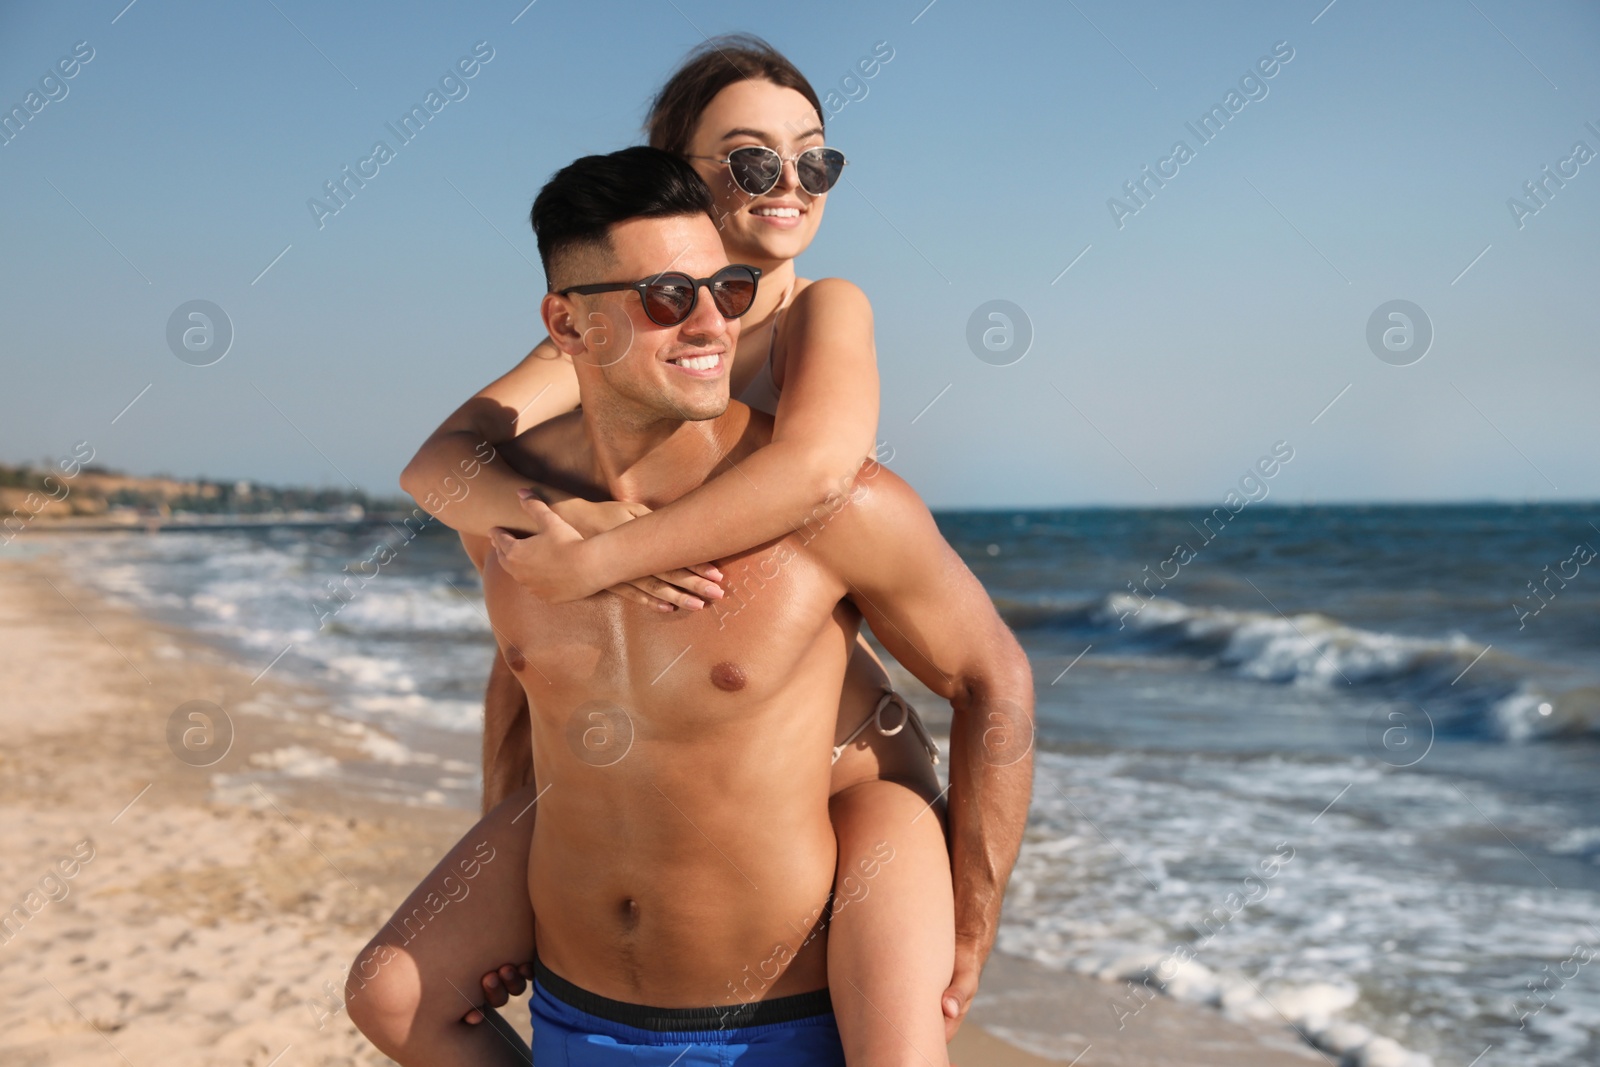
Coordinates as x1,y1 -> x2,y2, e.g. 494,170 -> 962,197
529,955 -> 845,1066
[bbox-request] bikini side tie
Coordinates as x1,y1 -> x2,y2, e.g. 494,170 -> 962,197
831,689 -> 941,766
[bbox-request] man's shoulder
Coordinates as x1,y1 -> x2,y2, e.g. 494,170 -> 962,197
841,458 -> 922,522
507,409 -> 580,455
502,413 -> 599,496
793,457 -> 934,560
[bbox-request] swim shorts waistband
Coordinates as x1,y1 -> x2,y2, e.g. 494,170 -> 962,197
532,954 -> 834,1033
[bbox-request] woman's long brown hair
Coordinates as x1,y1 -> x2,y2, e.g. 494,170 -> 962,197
646,34 -> 824,155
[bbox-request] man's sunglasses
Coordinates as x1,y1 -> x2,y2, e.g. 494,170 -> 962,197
686,145 -> 847,197
556,264 -> 762,328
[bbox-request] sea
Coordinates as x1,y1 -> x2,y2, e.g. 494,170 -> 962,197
44,502 -> 1600,1066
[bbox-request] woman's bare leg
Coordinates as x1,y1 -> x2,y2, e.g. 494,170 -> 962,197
828,636 -> 955,1067
345,781 -> 539,1066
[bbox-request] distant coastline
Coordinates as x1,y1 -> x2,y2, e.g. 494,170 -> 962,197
1,460 -> 412,538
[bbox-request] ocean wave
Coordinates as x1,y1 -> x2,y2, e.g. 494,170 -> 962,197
997,592 -> 1599,742
1100,593 -> 1477,686
319,583 -> 491,636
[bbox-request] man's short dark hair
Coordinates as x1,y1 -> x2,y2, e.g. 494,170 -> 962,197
530,146 -> 714,291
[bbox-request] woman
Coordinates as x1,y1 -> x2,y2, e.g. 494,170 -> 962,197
353,36 -> 965,1066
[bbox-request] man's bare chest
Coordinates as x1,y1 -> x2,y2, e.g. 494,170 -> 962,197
482,537 -> 853,723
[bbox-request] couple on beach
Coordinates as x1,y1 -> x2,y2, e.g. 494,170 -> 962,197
345,36 -> 1035,1065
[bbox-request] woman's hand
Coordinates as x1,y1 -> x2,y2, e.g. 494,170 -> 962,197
461,961 -> 536,1025
491,494 -> 724,611
551,497 -> 726,611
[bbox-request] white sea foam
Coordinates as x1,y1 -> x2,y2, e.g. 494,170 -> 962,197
978,1025 -> 1093,1062
1551,826 -> 1600,864
62,531 -> 498,746
1088,594 -> 1597,741
1100,592 -> 1477,686
247,745 -> 339,778
325,584 -> 489,634
346,693 -> 483,733
352,731 -> 427,765
1000,749 -> 1600,1067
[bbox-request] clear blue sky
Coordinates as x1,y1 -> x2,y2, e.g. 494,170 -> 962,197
2,0 -> 1596,508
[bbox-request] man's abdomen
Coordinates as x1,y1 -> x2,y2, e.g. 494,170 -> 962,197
528,780 -> 837,1010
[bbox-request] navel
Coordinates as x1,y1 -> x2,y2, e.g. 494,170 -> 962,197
710,661 -> 747,692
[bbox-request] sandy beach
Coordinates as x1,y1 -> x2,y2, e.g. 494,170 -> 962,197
0,546 -> 466,1064
0,543 -> 1325,1066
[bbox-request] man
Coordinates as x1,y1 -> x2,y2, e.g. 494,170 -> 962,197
349,147 -> 1033,1066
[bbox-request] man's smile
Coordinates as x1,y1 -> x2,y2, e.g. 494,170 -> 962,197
665,351 -> 724,376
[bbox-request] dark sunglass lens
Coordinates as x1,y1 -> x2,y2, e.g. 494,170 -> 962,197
709,268 -> 757,318
643,276 -> 695,325
727,147 -> 781,194
796,148 -> 845,195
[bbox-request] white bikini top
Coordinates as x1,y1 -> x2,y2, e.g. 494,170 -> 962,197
733,282 -> 795,417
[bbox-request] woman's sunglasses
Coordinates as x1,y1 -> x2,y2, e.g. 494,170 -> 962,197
687,145 -> 848,197
556,264 -> 762,328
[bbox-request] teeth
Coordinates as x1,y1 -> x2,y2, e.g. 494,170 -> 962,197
754,208 -> 800,218
673,354 -> 719,371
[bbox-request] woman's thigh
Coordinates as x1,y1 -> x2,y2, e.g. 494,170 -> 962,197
827,780 -> 954,1067
825,637 -> 953,1065
346,782 -> 538,1052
